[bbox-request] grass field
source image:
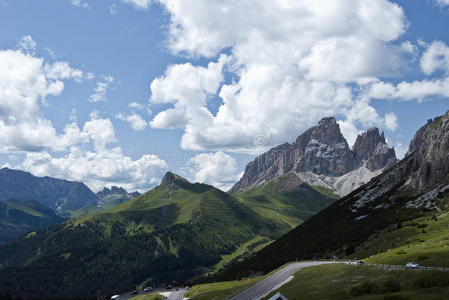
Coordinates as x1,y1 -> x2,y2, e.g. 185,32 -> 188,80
185,276 -> 265,300
264,264 -> 449,300
352,210 -> 449,268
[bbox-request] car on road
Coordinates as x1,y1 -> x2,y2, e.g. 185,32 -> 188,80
143,287 -> 152,292
184,286 -> 190,290
130,290 -> 138,296
356,260 -> 365,266
111,295 -> 120,300
406,262 -> 420,269
166,285 -> 173,290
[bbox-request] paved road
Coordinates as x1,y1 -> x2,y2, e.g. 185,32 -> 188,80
230,261 -> 335,300
167,289 -> 187,300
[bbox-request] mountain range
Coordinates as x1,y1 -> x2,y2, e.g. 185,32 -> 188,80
218,111 -> 449,280
0,112 -> 447,299
0,167 -> 101,216
231,117 -> 397,196
0,168 -> 141,241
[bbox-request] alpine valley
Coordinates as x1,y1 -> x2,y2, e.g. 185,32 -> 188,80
2,112 -> 449,299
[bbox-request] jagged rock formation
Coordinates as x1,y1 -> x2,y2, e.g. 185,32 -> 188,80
230,117 -> 396,195
0,168 -> 100,215
96,186 -> 140,208
406,116 -> 449,192
353,128 -> 397,171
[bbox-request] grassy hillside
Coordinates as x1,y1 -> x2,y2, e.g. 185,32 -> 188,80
236,172 -> 339,228
0,200 -> 65,243
0,173 -> 291,299
265,264 -> 449,300
216,154 -> 449,281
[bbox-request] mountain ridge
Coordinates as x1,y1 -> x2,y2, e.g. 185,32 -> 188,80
216,110 -> 449,280
0,168 -> 101,216
230,117 -> 397,196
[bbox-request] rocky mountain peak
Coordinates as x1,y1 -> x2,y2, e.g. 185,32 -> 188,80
230,117 -> 397,194
96,186 -> 140,199
97,186 -> 127,197
353,127 -> 396,171
161,172 -> 189,189
291,117 -> 355,176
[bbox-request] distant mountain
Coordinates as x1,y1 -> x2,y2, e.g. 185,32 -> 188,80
0,172 -> 292,299
230,117 -> 397,196
96,186 -> 141,208
218,111 -> 449,279
0,200 -> 64,243
0,168 -> 101,216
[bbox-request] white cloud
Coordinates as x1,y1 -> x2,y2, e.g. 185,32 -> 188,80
122,0 -> 152,10
394,142 -> 408,159
0,43 -> 88,152
435,0 -> 449,7
338,121 -> 361,148
420,41 -> 449,75
149,0 -> 409,152
17,35 -> 36,54
366,77 -> 449,102
384,112 -> 399,131
20,115 -> 168,191
21,147 -> 167,192
128,102 -> 144,110
71,0 -> 89,9
116,112 -> 148,131
89,76 -> 114,102
187,151 -> 241,191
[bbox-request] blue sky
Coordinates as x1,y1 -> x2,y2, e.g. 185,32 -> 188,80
0,0 -> 448,192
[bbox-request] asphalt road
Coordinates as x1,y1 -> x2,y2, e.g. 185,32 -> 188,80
229,261 -> 335,300
167,289 -> 187,300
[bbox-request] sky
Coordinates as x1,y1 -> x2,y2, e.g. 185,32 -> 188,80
0,0 -> 448,192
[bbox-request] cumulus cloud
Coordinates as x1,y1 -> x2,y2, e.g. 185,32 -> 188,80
116,112 -> 148,131
121,0 -> 152,10
420,41 -> 449,75
0,43 -> 89,152
149,0 -> 409,152
20,115 -> 168,191
367,78 -> 449,102
89,76 -> 114,102
187,151 -> 241,191
384,112 -> 399,131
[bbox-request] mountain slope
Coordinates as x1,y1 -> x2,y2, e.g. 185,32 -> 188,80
0,200 -> 65,243
0,172 -> 290,299
0,168 -> 101,216
230,118 -> 396,196
218,111 -> 449,280
235,172 -> 339,228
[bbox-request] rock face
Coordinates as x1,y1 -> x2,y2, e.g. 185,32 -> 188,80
0,168 -> 100,214
96,186 -> 141,208
230,117 -> 397,195
406,115 -> 449,192
353,128 -> 397,171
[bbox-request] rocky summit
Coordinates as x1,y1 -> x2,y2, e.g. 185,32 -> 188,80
96,186 -> 141,208
230,117 -> 397,195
